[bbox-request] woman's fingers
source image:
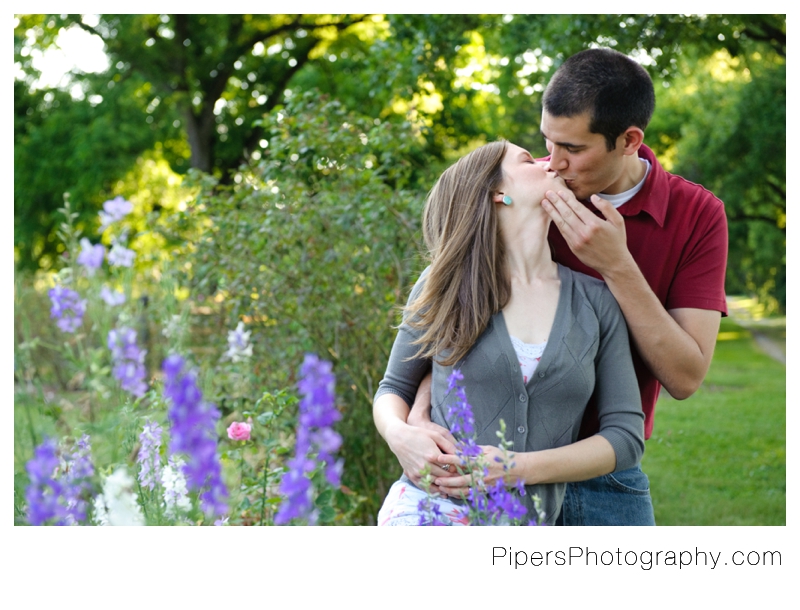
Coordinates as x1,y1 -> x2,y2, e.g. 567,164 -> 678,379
436,453 -> 466,475
437,462 -> 454,476
429,427 -> 457,454
433,463 -> 473,491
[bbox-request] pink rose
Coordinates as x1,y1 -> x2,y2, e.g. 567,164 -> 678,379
227,421 -> 252,441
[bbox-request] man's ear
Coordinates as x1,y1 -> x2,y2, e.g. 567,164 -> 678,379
620,127 -> 645,156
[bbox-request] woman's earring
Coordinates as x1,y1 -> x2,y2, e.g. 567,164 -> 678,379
502,194 -> 513,206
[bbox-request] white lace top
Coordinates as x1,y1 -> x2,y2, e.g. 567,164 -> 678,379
510,335 -> 547,385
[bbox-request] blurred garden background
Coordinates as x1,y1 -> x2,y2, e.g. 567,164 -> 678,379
13,14 -> 785,526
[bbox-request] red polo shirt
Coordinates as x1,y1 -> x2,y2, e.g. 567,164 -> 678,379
547,144 -> 728,439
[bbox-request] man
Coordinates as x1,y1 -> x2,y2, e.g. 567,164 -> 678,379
534,47 -> 728,525
402,47 -> 729,525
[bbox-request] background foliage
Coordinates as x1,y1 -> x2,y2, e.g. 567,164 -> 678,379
15,14 -> 786,310
14,14 -> 786,524
177,94 -> 433,517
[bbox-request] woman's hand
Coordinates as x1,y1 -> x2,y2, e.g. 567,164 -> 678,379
433,445 -> 522,498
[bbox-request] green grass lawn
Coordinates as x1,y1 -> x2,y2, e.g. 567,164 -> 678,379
641,317 -> 786,525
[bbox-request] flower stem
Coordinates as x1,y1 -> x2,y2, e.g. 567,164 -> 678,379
239,444 -> 245,488
260,456 -> 269,526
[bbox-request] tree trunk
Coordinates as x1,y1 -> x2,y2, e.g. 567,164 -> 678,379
183,105 -> 215,173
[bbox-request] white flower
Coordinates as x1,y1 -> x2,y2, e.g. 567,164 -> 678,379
94,468 -> 145,526
162,315 -> 182,340
223,322 -> 253,363
161,456 -> 192,517
92,495 -> 110,526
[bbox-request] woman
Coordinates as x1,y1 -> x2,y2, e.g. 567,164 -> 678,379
373,140 -> 644,525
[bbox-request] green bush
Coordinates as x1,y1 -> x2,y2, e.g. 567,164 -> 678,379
179,93 -> 436,522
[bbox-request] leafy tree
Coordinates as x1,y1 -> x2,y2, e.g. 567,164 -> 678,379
652,52 -> 786,310
16,13 -> 786,307
34,15 -> 377,175
379,14 -> 786,156
15,14 -> 381,268
14,75 -> 162,270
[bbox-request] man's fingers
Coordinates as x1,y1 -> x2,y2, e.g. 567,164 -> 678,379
544,190 -> 576,221
544,190 -> 586,227
426,422 -> 457,447
556,189 -> 598,223
435,435 -> 457,455
589,194 -> 623,226
542,195 -> 580,243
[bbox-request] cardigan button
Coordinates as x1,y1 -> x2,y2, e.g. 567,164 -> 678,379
519,393 -> 527,402
538,371 -> 545,378
517,426 -> 525,434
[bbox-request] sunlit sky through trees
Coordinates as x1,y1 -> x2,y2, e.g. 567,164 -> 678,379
15,15 -> 108,92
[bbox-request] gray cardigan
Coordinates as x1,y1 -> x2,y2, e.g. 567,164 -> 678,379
375,264 -> 645,524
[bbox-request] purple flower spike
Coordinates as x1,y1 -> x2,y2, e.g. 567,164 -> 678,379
446,369 -> 480,459
446,370 -> 531,526
485,479 -> 527,523
275,354 -> 343,525
25,436 -> 95,526
274,457 -> 314,523
48,286 -> 87,333
76,238 -> 105,275
25,439 -> 65,526
108,327 -> 148,397
417,497 -> 449,526
99,196 -> 134,230
60,434 -> 95,524
162,355 -> 228,518
137,420 -> 163,491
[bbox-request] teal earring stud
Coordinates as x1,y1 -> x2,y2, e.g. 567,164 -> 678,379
502,195 -> 512,206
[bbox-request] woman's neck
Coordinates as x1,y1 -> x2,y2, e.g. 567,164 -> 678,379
501,214 -> 557,283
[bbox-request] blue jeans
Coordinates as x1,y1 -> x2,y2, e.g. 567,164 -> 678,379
557,465 -> 656,526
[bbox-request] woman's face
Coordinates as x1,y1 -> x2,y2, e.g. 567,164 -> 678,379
499,143 -> 566,206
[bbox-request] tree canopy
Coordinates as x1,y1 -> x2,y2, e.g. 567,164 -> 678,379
14,13 -> 786,309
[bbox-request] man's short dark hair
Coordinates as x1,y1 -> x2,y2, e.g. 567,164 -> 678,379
543,48 -> 655,151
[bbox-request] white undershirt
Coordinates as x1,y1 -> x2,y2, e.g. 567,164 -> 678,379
599,158 -> 651,208
510,336 -> 547,385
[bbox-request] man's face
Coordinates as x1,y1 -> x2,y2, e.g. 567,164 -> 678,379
540,110 -> 627,201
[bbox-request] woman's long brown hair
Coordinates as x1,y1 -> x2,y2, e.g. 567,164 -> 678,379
405,140 -> 510,366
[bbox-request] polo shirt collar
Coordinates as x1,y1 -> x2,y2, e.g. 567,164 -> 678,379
617,144 -> 667,227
